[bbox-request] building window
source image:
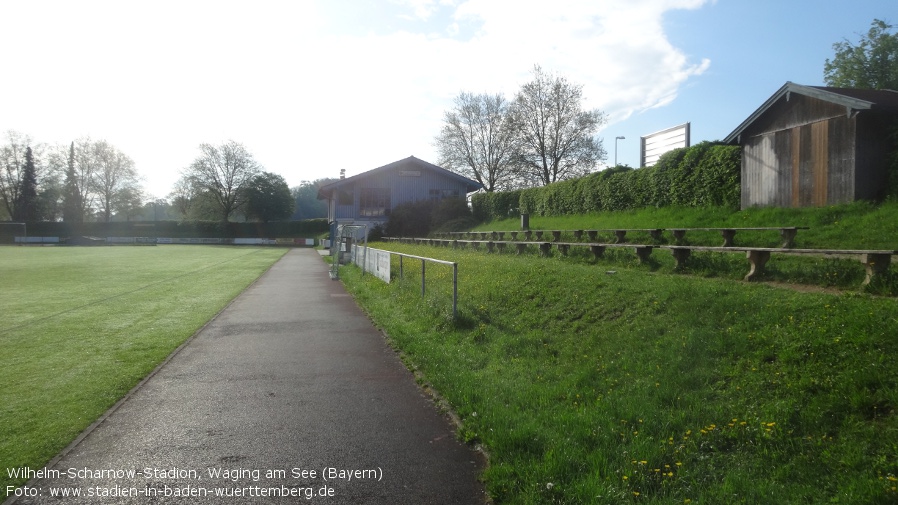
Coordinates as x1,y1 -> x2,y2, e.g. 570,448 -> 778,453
359,188 -> 390,217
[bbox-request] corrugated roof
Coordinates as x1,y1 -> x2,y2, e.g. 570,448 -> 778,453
724,82 -> 898,144
317,156 -> 483,200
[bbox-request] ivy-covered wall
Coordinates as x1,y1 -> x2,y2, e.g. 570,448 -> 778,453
472,142 -> 741,220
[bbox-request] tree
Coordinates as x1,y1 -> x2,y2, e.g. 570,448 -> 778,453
0,131 -> 34,219
824,19 -> 898,90
243,171 -> 294,222
62,142 -> 83,223
183,141 -> 261,223
509,65 -> 607,185
13,147 -> 39,221
435,92 -> 519,192
92,141 -> 141,223
291,178 -> 334,220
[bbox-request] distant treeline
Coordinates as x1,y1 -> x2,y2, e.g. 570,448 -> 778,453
1,219 -> 330,239
472,142 -> 741,221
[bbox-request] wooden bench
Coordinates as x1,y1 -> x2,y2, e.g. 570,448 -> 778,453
668,227 -> 809,248
663,245 -> 895,285
385,237 -> 895,287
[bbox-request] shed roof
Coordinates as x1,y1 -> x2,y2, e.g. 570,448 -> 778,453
317,156 -> 483,200
724,81 -> 898,144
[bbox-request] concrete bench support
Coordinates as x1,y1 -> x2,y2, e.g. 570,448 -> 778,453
486,241 -> 495,253
557,244 -> 569,256
720,229 -> 737,247
524,230 -> 533,241
649,229 -> 663,241
510,231 -> 519,240
861,253 -> 892,286
516,243 -> 528,255
551,230 -> 561,242
590,245 -> 606,260
573,230 -> 584,241
634,246 -> 653,263
535,231 -> 544,240
497,232 -> 505,240
614,230 -> 627,243
671,229 -> 687,244
539,242 -> 551,256
670,247 -> 692,269
745,250 -> 771,281
780,228 -> 798,248
587,230 -> 598,241
496,242 -> 507,253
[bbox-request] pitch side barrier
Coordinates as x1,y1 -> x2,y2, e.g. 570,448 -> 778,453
385,237 -> 895,288
352,244 -> 458,320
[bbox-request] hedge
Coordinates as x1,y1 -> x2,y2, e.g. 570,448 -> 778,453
0,219 -> 330,239
472,142 -> 741,220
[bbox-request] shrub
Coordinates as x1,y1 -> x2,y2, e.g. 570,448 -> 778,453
471,142 -> 741,219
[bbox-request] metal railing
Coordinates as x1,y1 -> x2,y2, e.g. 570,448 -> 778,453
356,246 -> 458,319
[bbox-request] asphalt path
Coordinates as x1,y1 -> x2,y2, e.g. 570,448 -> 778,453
9,248 -> 486,504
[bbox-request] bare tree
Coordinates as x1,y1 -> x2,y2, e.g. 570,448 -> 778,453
183,141 -> 261,223
435,92 -> 519,192
509,65 -> 607,185
0,131 -> 35,218
91,141 -> 141,223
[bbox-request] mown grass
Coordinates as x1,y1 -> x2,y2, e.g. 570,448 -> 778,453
338,240 -> 898,504
0,245 -> 286,493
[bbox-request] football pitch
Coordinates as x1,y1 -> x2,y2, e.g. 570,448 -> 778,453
0,245 -> 288,492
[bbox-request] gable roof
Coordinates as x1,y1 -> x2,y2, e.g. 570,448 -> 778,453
317,156 -> 483,199
724,81 -> 898,144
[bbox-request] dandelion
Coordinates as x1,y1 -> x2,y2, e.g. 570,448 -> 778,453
546,482 -> 554,490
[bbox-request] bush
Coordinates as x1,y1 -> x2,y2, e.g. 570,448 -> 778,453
472,142 -> 741,219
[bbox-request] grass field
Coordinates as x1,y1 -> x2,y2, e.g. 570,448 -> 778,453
339,227 -> 898,502
0,245 -> 287,493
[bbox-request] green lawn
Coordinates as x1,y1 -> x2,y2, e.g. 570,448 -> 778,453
339,242 -> 898,504
0,245 -> 287,493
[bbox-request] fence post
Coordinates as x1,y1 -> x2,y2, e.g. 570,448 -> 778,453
452,263 -> 458,319
421,259 -> 426,297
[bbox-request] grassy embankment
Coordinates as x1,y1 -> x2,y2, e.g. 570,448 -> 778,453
339,202 -> 898,504
0,246 -> 287,493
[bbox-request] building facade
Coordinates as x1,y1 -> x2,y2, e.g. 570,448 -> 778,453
316,156 -> 482,229
725,82 -> 898,208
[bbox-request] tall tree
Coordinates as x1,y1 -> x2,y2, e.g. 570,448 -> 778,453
435,92 -> 519,192
62,142 -> 83,223
183,141 -> 261,223
824,19 -> 898,90
92,141 -> 141,223
0,131 -> 33,219
243,172 -> 294,222
291,178 -> 334,220
509,65 -> 607,186
12,147 -> 39,221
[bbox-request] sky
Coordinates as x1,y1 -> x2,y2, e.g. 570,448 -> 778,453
1,0 -> 894,198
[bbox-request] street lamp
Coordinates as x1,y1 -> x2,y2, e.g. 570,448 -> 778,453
614,136 -> 626,166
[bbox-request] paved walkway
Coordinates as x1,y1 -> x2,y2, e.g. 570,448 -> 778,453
12,249 -> 486,504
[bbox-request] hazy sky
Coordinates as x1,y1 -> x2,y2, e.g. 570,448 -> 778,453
1,0 -> 894,197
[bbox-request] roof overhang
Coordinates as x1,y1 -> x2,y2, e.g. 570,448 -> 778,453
723,81 -> 876,145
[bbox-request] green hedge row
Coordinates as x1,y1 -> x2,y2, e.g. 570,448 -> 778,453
0,219 -> 330,238
472,142 -> 741,220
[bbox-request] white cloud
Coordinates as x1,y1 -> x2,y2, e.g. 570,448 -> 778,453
0,0 -> 711,196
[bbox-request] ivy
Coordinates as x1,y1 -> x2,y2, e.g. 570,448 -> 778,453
472,142 -> 741,220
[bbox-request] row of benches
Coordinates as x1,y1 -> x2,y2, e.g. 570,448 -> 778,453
384,237 -> 896,287
440,227 -> 809,248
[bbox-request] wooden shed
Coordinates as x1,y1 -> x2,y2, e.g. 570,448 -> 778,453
724,82 -> 898,209
317,156 -> 482,227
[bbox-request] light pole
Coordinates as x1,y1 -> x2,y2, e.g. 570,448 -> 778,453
615,136 -> 625,166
